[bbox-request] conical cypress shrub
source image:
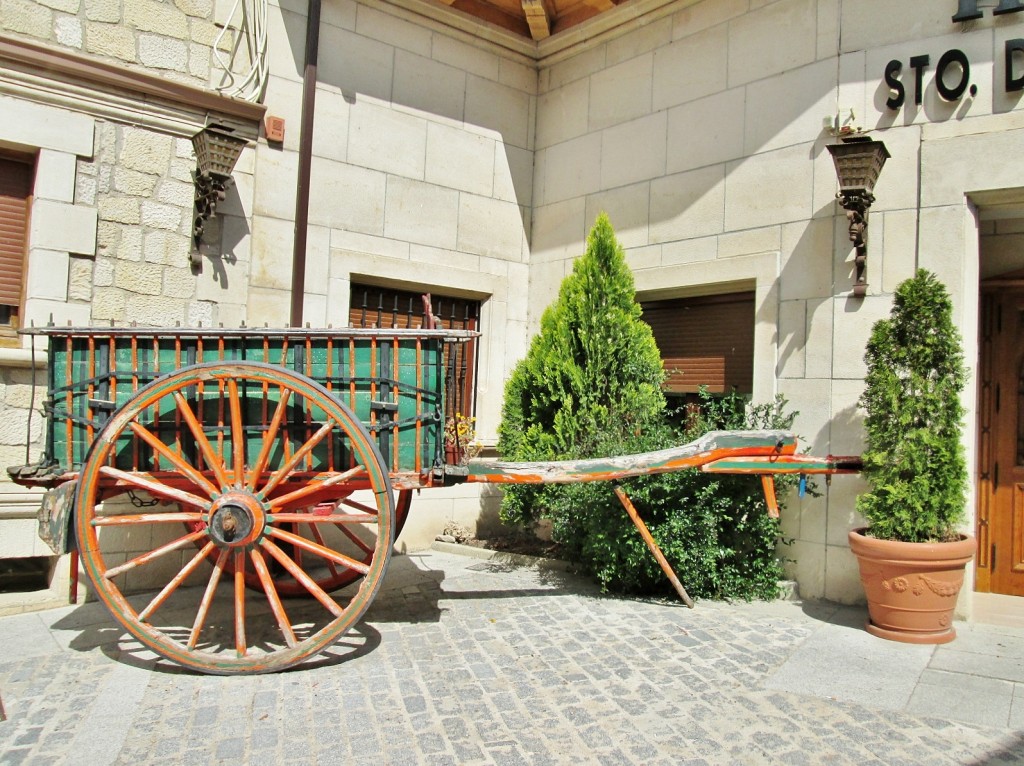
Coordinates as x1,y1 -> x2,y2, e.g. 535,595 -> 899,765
857,269 -> 968,542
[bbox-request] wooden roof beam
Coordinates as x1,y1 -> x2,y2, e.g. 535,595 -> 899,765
522,0 -> 552,40
448,0 -> 532,37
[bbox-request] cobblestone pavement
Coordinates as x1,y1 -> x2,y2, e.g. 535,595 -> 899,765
1,548 -> 1022,765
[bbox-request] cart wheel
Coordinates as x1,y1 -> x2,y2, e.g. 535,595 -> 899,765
190,489 -> 413,597
75,361 -> 394,675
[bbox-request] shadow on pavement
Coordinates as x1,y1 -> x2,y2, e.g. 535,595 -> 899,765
364,552 -> 601,625
799,598 -> 869,630
44,551 -> 589,675
972,732 -> 1024,765
49,597 -> 386,676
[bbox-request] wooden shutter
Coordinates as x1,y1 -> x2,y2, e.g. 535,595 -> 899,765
642,291 -> 755,394
0,155 -> 32,310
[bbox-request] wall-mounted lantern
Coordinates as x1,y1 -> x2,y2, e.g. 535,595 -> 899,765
826,136 -> 890,298
191,123 -> 247,271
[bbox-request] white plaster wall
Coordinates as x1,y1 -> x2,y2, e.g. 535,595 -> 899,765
529,0 -> 1024,606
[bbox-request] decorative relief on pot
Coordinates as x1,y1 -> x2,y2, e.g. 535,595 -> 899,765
848,529 -> 976,645
879,574 -> 961,597
883,576 -> 909,592
921,575 -> 962,598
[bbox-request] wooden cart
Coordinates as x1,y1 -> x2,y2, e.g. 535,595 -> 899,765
9,326 -> 858,675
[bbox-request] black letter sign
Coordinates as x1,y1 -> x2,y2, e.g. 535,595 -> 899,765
909,55 -> 930,105
994,0 -> 1024,16
936,49 -> 970,101
884,60 -> 905,109
1007,39 -> 1024,92
953,0 -> 983,21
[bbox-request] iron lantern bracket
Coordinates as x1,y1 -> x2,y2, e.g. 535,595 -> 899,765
191,171 -> 233,270
836,190 -> 875,299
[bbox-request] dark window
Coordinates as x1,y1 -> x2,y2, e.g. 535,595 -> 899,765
0,556 -> 52,594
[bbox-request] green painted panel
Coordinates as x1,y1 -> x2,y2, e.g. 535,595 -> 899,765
44,330 -> 453,475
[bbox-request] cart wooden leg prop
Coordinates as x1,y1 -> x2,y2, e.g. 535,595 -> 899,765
613,484 -> 694,608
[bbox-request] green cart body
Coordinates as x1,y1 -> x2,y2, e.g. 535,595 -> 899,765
36,326 -> 472,483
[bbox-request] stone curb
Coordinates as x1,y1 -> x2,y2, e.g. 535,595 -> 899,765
431,540 -> 801,602
429,540 -> 575,572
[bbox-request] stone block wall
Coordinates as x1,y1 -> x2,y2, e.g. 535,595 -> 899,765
0,3 -> 257,608
4,0 -> 1023,610
85,122 -> 252,327
1,0 -> 242,89
250,0 -> 537,447
527,0 -> 1024,604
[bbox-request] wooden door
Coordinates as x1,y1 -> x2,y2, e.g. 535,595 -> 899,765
977,289 -> 1024,596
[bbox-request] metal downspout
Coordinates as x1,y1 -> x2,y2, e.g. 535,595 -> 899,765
291,0 -> 321,326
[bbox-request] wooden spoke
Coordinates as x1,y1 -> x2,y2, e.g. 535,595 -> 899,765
247,388 -> 292,491
189,547 -> 229,649
266,526 -> 371,575
227,378 -> 246,487
97,465 -> 209,510
269,512 -> 374,524
233,549 -> 247,657
267,466 -> 365,511
260,538 -> 344,617
92,511 -> 204,526
127,421 -> 219,498
103,529 -> 207,579
336,522 -> 375,555
138,542 -> 216,622
266,414 -> 331,483
305,522 -> 340,580
173,391 -> 231,488
258,421 -> 335,499
337,496 -> 382,516
250,548 -> 297,648
221,490 -> 412,599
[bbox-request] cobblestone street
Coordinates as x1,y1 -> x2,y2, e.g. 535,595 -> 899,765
1,549 -> 1022,765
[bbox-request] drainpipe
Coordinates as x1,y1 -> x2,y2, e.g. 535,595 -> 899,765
291,0 -> 321,326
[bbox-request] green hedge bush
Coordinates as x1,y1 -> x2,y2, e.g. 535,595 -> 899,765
497,214 -> 798,601
543,391 -> 798,600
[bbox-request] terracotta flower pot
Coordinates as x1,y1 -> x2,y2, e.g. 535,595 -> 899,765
848,528 -> 976,645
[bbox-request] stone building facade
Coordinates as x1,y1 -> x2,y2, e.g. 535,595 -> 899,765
1,0 -> 1022,623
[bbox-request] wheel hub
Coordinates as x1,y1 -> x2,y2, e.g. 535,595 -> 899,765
208,492 -> 266,547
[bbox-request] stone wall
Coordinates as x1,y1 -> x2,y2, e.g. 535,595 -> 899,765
1,0 -> 240,89
0,0 -> 255,610
249,0 -> 537,442
5,0 -> 1024,610
86,122 -> 247,327
527,0 -> 1024,604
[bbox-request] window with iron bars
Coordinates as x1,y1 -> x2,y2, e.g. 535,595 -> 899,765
349,283 -> 480,427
